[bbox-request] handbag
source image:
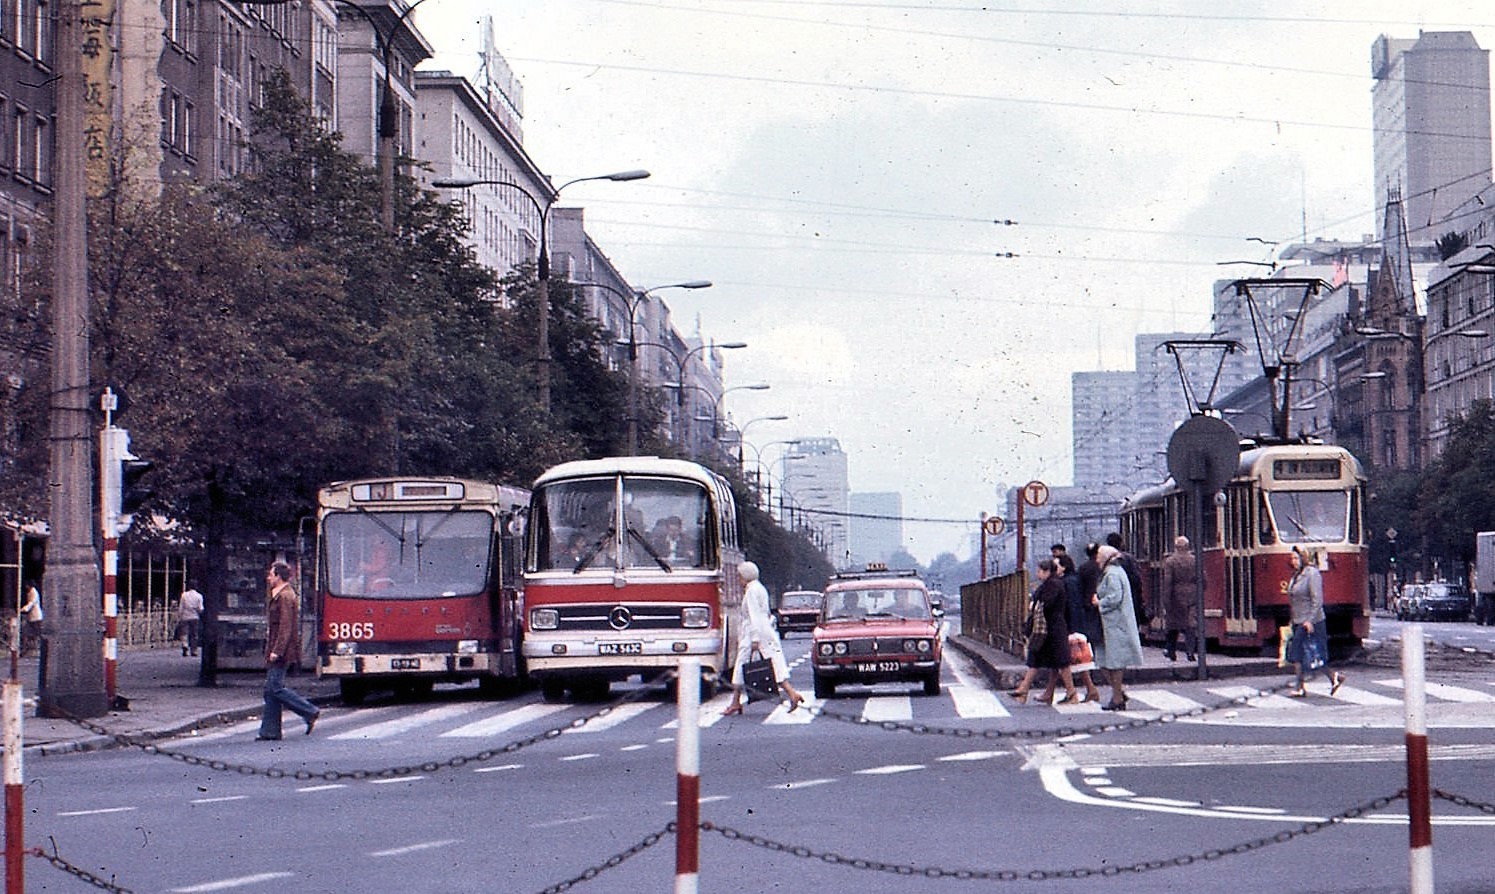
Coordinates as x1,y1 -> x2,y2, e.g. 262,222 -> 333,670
741,649 -> 778,698
1068,632 -> 1096,671
1025,599 -> 1048,654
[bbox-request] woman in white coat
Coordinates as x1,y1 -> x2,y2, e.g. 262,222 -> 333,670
724,561 -> 804,715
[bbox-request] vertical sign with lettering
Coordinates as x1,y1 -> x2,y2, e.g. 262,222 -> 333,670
80,0 -> 115,195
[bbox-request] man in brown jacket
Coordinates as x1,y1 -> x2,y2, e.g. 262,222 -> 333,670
257,562 -> 321,741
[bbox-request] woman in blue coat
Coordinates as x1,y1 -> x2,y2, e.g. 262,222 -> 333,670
1092,544 -> 1143,710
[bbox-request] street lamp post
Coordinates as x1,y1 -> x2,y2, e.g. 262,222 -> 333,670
587,280 -> 715,454
432,171 -> 650,412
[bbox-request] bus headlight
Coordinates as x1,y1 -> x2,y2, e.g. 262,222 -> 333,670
456,640 -> 479,654
681,607 -> 710,628
530,608 -> 559,630
334,642 -> 357,656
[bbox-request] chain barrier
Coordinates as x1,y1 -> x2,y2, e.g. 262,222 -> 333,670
746,676 -> 1305,742
1434,788 -> 1495,815
530,822 -> 674,894
27,841 -> 135,893
700,790 -> 1406,882
52,672 -> 677,781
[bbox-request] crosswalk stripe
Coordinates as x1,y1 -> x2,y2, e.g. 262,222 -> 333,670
762,695 -> 816,725
947,684 -> 1011,718
1376,679 -> 1495,703
328,703 -> 488,741
441,703 -> 570,738
1208,685 -> 1308,709
1126,689 -> 1207,713
562,702 -> 662,734
1323,684 -> 1401,706
660,693 -> 734,728
862,695 -> 912,722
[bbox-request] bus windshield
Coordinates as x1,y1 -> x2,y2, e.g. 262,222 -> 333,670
535,476 -> 710,572
1266,491 -> 1348,543
323,510 -> 493,599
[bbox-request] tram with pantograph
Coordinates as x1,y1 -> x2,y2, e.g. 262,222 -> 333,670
315,477 -> 530,704
522,457 -> 743,701
1119,439 -> 1369,656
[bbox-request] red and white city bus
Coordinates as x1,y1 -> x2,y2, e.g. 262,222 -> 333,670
522,457 -> 743,701
1120,440 -> 1370,655
315,477 -> 529,704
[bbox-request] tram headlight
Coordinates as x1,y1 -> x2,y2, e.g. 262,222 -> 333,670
530,608 -> 559,630
681,606 -> 710,628
456,640 -> 479,654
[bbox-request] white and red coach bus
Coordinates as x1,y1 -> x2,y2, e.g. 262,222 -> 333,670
1120,440 -> 1370,656
522,458 -> 743,701
315,477 -> 529,704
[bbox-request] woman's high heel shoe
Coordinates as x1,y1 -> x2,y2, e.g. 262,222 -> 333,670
1056,692 -> 1081,705
1101,698 -> 1128,711
787,693 -> 804,713
722,703 -> 743,716
1008,689 -> 1029,704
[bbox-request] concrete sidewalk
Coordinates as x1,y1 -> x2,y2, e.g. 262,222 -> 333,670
8,646 -> 340,756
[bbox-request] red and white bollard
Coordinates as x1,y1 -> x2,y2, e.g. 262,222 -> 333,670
5,678 -> 24,893
103,536 -> 118,704
1402,624 -> 1433,894
674,657 -> 700,894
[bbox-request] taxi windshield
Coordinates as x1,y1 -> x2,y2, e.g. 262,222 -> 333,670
824,587 -> 929,620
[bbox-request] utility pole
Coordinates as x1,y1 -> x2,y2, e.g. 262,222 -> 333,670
40,0 -> 108,718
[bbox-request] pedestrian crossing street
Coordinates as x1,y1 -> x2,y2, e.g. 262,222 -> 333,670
179,674 -> 1495,745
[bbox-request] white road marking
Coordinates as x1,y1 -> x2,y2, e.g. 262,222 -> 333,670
562,701 -> 662,733
946,684 -> 1011,718
370,776 -> 424,784
1094,786 -> 1135,797
937,750 -> 1008,762
665,794 -> 731,806
1321,683 -> 1401,706
442,703 -> 569,737
620,744 -> 649,751
190,796 -> 248,804
1377,679 -> 1495,703
169,872 -> 294,892
560,753 -> 598,761
57,807 -> 135,817
862,695 -> 912,722
329,703 -> 487,740
1132,796 -> 1201,807
661,693 -> 733,728
1125,689 -> 1206,713
531,815 -> 602,829
763,694 -> 817,725
855,764 -> 925,775
1208,685 -> 1308,709
369,839 -> 460,857
297,784 -> 347,792
473,764 -> 523,773
771,778 -> 837,790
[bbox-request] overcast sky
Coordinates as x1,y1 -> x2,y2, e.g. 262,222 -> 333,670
413,1 -> 1495,562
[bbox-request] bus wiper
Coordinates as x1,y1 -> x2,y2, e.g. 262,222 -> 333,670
627,525 -> 673,572
574,527 -> 615,573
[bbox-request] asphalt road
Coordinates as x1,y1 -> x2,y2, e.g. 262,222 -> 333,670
18,627 -> 1495,894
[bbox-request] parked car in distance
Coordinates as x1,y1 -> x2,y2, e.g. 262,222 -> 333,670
812,567 -> 943,699
1394,582 -> 1472,622
774,590 -> 823,637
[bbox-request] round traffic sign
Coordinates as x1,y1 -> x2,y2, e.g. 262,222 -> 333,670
983,516 -> 1005,536
1022,480 -> 1049,507
1166,415 -> 1239,495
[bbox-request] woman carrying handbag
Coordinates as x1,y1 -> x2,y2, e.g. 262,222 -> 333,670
724,561 -> 805,715
1009,558 -> 1077,704
1285,546 -> 1345,697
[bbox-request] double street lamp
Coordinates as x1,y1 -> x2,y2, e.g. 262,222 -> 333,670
432,170 -> 651,412
585,280 -> 717,454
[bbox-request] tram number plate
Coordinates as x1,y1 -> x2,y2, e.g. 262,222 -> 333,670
391,658 -> 421,670
599,642 -> 642,656
856,661 -> 901,673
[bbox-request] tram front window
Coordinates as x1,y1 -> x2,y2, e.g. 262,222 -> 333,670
1267,491 -> 1348,543
323,511 -> 493,598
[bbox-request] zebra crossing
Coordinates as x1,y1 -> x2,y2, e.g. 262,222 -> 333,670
175,675 -> 1495,745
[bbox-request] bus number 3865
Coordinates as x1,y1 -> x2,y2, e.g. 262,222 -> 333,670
328,622 -> 374,640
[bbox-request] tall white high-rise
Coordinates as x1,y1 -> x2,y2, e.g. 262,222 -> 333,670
782,438 -> 850,569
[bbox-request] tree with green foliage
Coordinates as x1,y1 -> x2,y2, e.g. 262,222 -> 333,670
1415,399 -> 1495,575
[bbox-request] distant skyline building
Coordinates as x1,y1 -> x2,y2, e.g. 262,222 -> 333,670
1371,31 -> 1492,244
1071,371 -> 1137,489
848,492 -> 903,567
782,437 -> 850,569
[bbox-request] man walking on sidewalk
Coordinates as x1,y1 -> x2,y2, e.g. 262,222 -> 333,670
257,562 -> 319,741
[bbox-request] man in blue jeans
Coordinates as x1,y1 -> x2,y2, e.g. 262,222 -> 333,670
258,562 -> 320,741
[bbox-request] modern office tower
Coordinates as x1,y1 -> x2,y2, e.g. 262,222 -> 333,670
782,438 -> 850,569
1371,32 -> 1492,243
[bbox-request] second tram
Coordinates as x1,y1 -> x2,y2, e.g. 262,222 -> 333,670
315,477 -> 529,704
522,457 -> 743,701
1119,440 -> 1369,655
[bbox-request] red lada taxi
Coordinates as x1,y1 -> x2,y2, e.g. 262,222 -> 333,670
811,568 -> 944,698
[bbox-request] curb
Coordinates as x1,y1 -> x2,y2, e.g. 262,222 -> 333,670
949,635 -> 1289,689
25,692 -> 341,757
